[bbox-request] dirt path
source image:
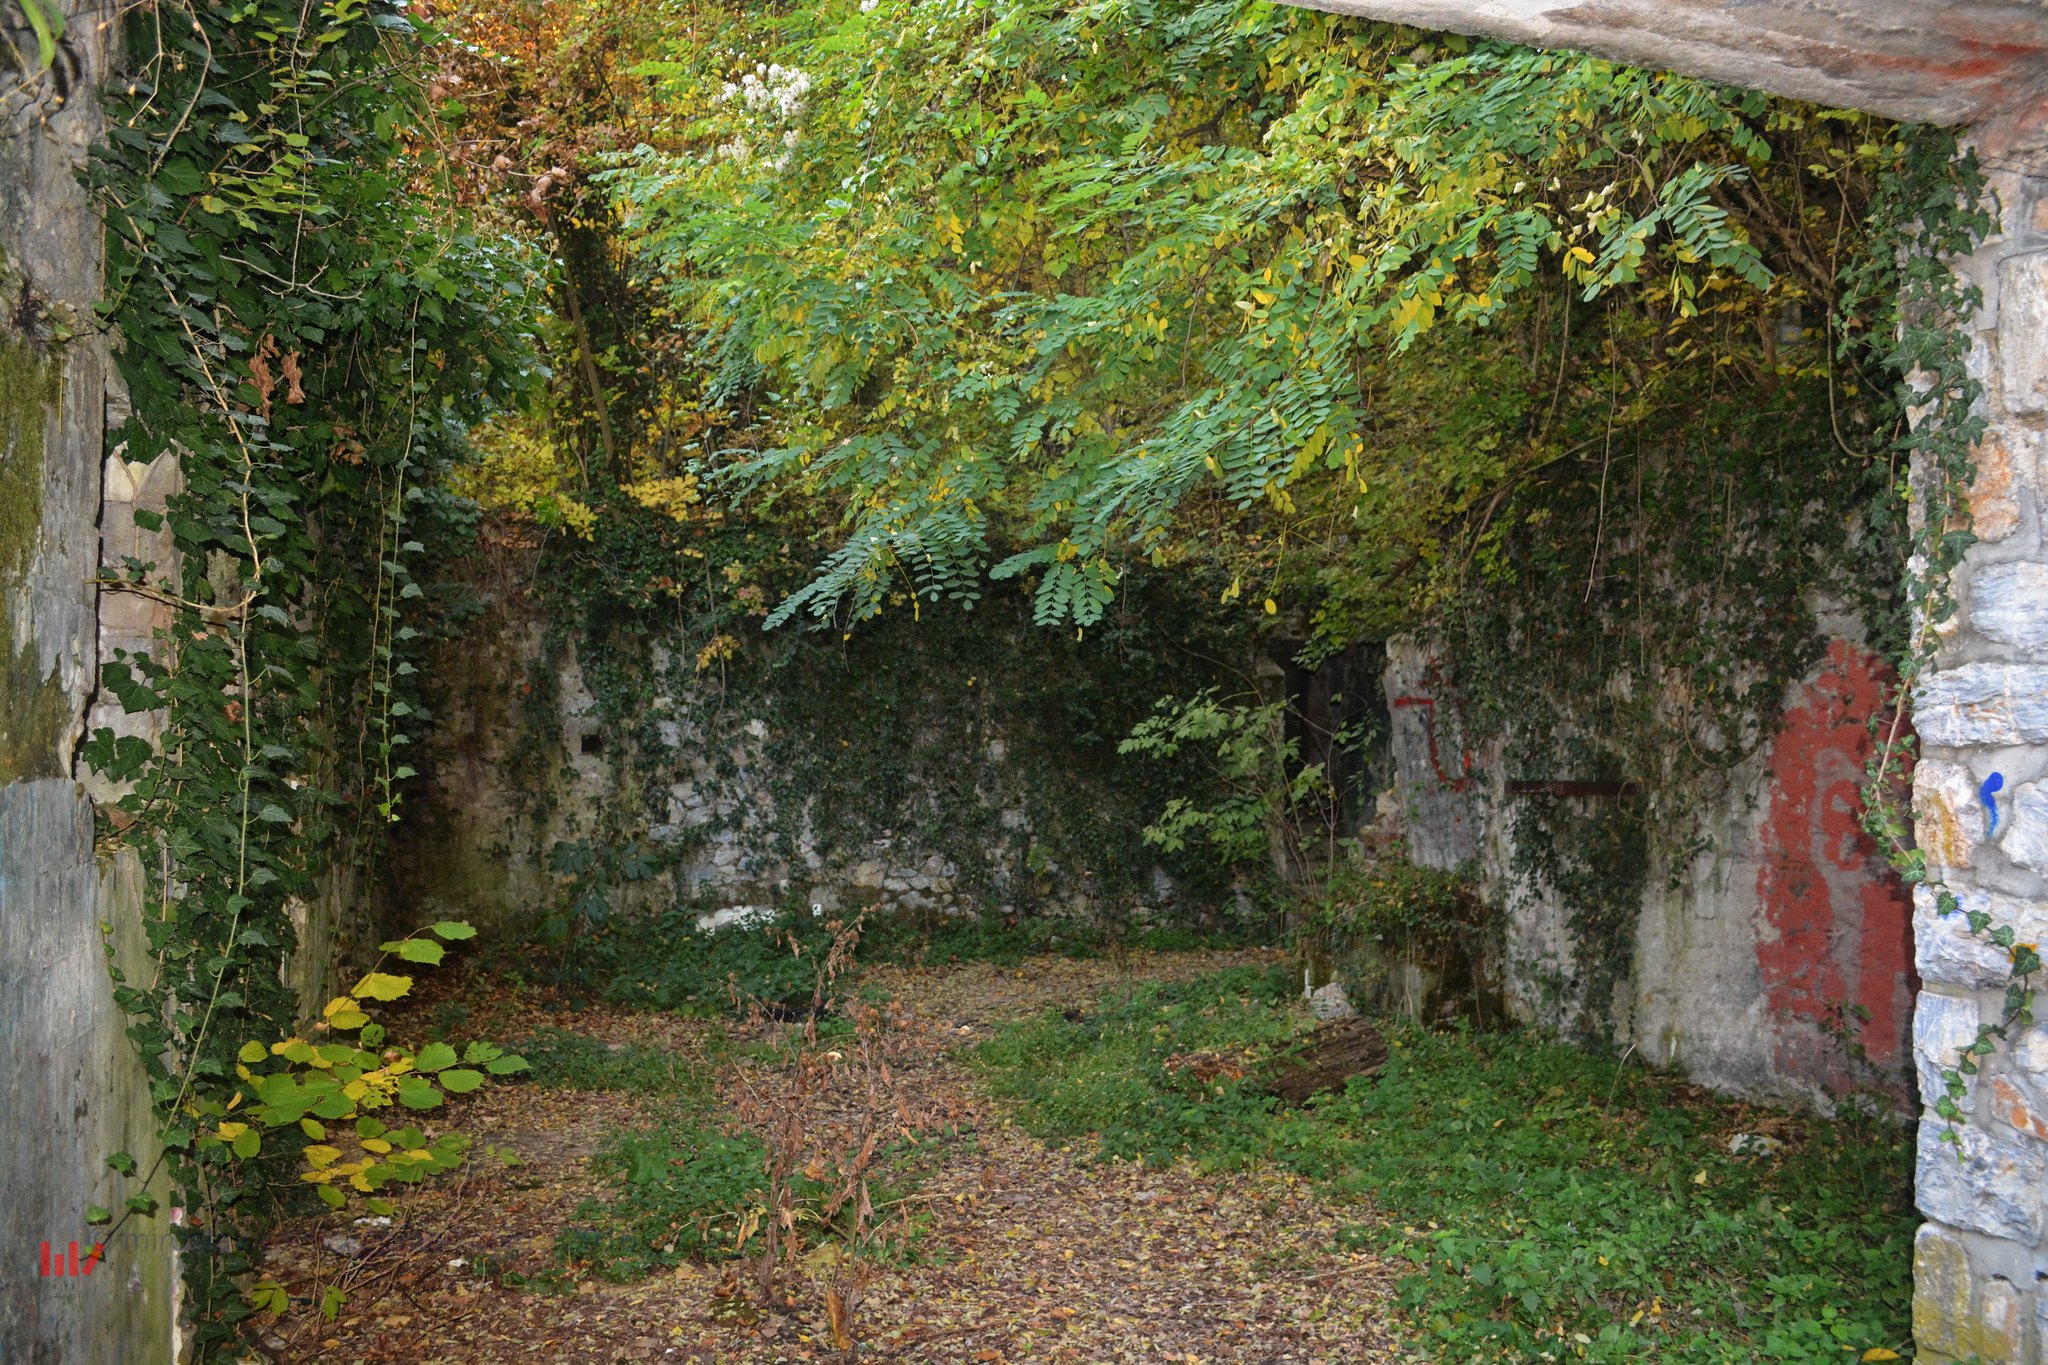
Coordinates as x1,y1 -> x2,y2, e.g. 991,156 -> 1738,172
255,952 -> 1401,1364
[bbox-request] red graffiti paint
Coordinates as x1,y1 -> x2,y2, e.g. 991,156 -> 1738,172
1754,641 -> 1916,1093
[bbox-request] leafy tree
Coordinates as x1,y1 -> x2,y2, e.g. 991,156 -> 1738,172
586,0 -> 1902,650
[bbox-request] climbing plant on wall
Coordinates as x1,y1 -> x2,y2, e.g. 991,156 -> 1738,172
80,0 -> 536,1348
1840,140 -> 2036,1143
497,487 -> 1264,954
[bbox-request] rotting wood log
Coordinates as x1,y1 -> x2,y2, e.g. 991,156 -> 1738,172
1259,1017 -> 1390,1106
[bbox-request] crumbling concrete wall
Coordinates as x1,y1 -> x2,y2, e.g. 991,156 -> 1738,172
387,557 -> 1212,941
0,4 -> 180,1360
1387,634 -> 1915,1106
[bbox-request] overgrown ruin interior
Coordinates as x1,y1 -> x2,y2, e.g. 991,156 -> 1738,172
5,0 -> 2048,1360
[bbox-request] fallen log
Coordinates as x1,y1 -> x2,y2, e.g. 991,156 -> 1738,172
1259,1016 -> 1389,1106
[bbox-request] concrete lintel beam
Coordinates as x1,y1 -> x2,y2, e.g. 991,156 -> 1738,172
1281,0 -> 2048,152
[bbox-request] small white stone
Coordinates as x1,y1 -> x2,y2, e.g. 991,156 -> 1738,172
1727,1133 -> 1784,1157
1308,982 -> 1356,1021
695,904 -> 773,933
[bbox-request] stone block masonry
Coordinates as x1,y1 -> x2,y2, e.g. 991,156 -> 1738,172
1909,159 -> 2048,1363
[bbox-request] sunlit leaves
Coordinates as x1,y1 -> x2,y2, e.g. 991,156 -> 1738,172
604,2 -> 1846,634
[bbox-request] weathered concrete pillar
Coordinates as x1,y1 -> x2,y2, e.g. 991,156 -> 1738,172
1909,158 -> 2048,1364
1,3 -> 181,1360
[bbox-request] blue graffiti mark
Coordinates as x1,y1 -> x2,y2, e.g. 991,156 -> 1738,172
1983,771 -> 2006,836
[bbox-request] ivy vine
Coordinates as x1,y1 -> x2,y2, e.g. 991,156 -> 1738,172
1843,138 -> 2033,1145
77,0 -> 533,1350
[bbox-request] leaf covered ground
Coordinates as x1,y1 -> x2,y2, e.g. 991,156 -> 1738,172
253,949 -> 1400,1364
251,942 -> 1912,1365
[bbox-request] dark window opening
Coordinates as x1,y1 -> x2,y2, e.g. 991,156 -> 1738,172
580,732 -> 604,756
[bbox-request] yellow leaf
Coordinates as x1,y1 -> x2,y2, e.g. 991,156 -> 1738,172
1263,599 -> 1277,615
1862,1353 -> 1901,1363
320,996 -> 356,1020
216,1122 -> 249,1141
1568,246 -> 1595,264
360,1138 -> 393,1154
352,972 -> 412,1002
304,1145 -> 343,1169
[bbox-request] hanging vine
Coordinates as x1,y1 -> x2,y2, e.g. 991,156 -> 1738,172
78,0 -> 536,1350
1843,137 -> 2030,1144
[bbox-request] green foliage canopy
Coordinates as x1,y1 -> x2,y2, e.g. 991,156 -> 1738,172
606,0 -> 1881,641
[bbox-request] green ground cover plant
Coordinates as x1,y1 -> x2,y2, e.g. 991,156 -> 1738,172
554,1118 -> 770,1282
563,902 -> 1256,1012
978,971 -> 1914,1365
516,1026 -> 715,1097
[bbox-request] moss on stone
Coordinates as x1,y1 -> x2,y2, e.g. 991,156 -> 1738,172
0,309 -> 69,782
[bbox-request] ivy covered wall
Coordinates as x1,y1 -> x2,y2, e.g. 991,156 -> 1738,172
1386,631 -> 1915,1106
388,519 -> 1264,947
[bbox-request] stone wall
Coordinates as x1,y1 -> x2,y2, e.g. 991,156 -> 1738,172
388,562 -> 1227,943
1386,633 -> 1917,1107
1906,159 -> 2048,1365
0,4 -> 181,1360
